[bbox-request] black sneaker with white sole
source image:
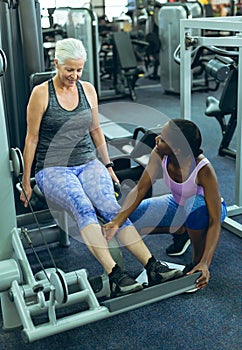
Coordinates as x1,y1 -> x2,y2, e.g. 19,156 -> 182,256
109,264 -> 143,298
146,257 -> 183,286
166,232 -> 191,256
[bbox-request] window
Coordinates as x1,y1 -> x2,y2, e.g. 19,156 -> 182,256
104,1 -> 128,21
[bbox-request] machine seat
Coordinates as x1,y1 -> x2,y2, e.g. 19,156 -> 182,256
111,126 -> 160,170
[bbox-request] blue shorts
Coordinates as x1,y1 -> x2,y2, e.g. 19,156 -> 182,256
35,159 -> 132,231
130,194 -> 227,231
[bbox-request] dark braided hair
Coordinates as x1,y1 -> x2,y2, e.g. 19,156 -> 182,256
166,118 -> 203,158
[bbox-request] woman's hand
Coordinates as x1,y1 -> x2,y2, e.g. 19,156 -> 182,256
107,167 -> 119,184
20,184 -> 33,208
186,262 -> 210,289
102,221 -> 119,241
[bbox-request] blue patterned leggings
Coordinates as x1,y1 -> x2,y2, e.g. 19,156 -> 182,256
35,159 -> 132,231
130,194 -> 227,231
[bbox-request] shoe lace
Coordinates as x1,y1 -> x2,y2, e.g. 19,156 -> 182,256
154,260 -> 170,272
115,269 -> 131,283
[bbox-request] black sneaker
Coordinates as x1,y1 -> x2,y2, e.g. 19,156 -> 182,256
109,265 -> 143,297
166,232 -> 191,256
146,257 -> 183,286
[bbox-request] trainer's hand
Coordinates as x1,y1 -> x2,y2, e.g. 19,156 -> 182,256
186,262 -> 210,289
102,221 -> 119,241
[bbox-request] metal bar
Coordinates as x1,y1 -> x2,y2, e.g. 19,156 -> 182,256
101,273 -> 201,314
222,217 -> 242,237
179,15 -> 242,31
197,36 -> 242,47
22,306 -> 109,343
19,272 -> 200,343
11,227 -> 36,287
180,27 -> 192,120
235,39 -> 242,206
11,280 -> 35,332
76,269 -> 101,310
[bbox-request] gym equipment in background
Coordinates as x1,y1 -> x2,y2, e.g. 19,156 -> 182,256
157,1 -> 204,94
179,15 -> 242,238
205,53 -> 238,158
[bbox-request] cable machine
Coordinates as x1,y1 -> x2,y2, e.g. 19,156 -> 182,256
0,0 -> 44,149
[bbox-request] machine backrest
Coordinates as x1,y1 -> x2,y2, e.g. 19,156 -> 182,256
129,127 -> 160,159
112,32 -> 137,70
219,67 -> 238,114
29,71 -> 55,91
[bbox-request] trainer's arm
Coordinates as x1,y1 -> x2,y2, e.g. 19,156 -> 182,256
103,149 -> 162,240
188,163 -> 222,289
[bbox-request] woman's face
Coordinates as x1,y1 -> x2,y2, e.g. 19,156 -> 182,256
155,123 -> 173,156
55,58 -> 85,87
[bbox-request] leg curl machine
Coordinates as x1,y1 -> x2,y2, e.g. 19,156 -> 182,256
0,49 -> 200,344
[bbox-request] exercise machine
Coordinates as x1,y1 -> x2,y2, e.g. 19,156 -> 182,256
175,42 -> 239,158
179,15 -> 242,238
205,53 -> 238,158
109,31 -> 145,101
157,1 -> 204,94
0,0 -> 44,149
99,29 -> 148,101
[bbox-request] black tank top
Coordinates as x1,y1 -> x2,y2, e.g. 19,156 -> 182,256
35,80 -> 96,173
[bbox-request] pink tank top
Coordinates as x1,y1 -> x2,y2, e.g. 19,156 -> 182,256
162,155 -> 210,206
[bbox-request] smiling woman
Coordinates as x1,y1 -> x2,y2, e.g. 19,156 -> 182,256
54,39 -> 86,91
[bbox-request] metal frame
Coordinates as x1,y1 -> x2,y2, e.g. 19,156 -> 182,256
180,16 -> 242,238
1,229 -> 200,343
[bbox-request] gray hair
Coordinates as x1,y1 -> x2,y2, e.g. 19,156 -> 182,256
55,38 -> 87,65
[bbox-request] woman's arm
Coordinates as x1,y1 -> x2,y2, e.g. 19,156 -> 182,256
103,149 -> 162,240
83,81 -> 119,183
198,163 -> 222,266
20,84 -> 48,207
189,163 -> 222,288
